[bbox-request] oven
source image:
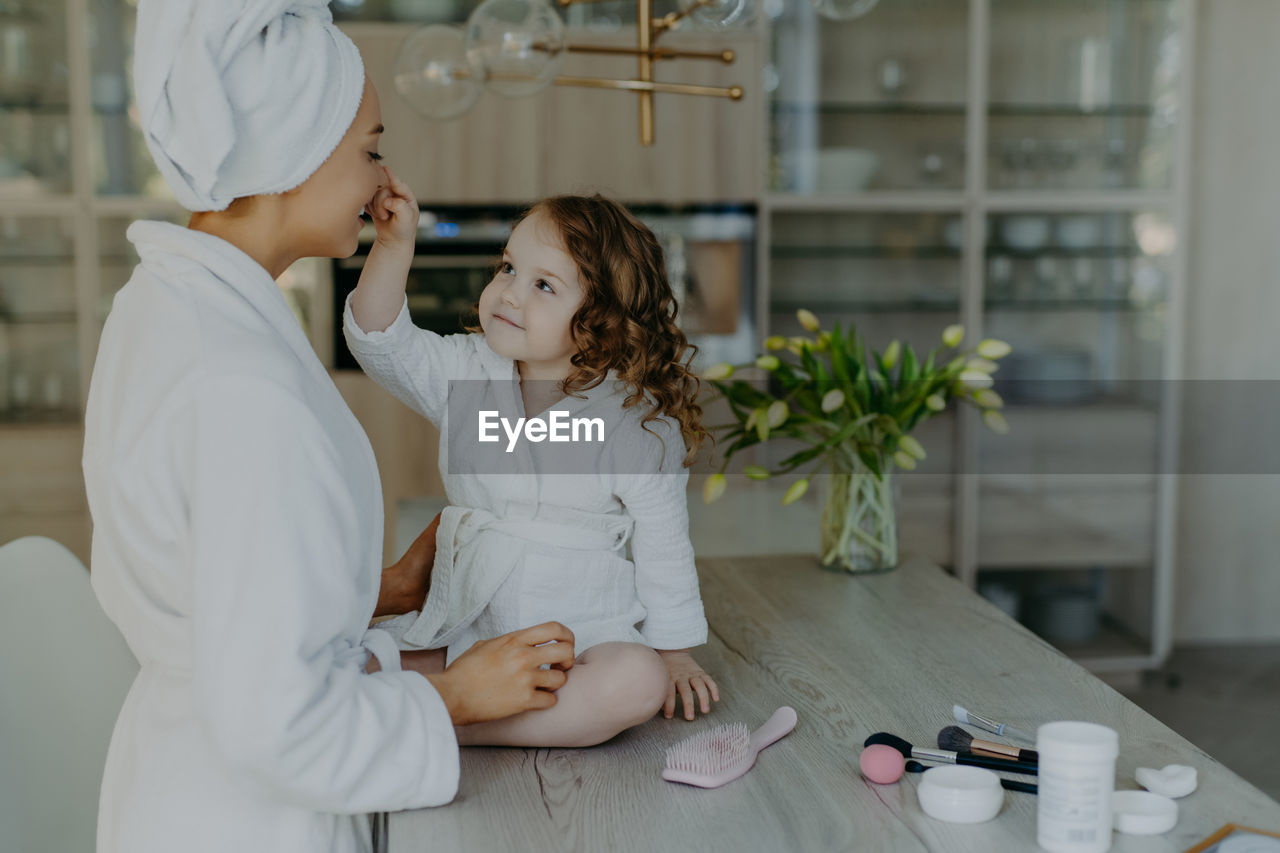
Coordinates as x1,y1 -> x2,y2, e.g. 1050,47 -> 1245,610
332,203 -> 756,371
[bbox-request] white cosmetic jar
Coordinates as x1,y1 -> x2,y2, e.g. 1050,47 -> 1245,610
917,765 -> 1005,823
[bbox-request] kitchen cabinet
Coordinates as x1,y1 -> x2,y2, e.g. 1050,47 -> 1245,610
761,0 -> 1193,674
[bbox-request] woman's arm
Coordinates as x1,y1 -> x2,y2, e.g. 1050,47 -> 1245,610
375,512 -> 440,619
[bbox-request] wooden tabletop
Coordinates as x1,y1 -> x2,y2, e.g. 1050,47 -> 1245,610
389,554 -> 1280,851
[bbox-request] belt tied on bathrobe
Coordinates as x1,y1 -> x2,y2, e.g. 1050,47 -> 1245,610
380,504 -> 634,651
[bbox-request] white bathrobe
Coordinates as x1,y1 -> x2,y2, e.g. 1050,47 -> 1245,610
83,222 -> 459,853
344,299 -> 708,664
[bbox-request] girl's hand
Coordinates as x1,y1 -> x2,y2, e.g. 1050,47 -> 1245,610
658,649 -> 720,721
366,165 -> 419,250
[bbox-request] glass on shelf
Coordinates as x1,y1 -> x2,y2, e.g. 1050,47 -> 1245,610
977,567 -> 1153,656
88,0 -> 174,199
771,211 -> 964,317
976,208 -> 1174,573
0,215 -> 79,422
985,210 -> 1172,314
0,0 -> 72,196
769,0 -> 968,192
988,0 -> 1181,191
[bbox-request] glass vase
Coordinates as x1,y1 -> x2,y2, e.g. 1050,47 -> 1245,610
820,454 -> 898,573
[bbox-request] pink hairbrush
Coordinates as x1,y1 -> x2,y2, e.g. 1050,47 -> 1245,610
661,706 -> 798,788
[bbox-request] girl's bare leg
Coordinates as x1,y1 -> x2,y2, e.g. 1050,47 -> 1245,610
455,642 -> 669,748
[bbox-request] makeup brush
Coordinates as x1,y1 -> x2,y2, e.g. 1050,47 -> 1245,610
905,760 -> 1038,795
952,705 -> 1035,744
938,725 -> 1039,764
864,732 -> 1038,776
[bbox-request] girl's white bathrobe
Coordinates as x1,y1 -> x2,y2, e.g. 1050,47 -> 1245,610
82,222 -> 460,853
344,299 -> 708,664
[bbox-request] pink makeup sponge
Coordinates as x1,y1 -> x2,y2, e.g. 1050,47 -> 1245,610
860,743 -> 907,784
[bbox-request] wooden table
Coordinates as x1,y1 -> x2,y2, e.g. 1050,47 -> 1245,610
390,555 -> 1280,851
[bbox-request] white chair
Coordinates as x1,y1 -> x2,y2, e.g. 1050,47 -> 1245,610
0,536 -> 139,853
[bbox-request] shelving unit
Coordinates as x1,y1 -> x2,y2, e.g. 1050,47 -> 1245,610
758,0 -> 1194,674
0,0 -> 235,560
0,0 -> 1192,672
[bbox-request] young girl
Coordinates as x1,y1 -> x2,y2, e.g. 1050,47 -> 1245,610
345,173 -> 720,747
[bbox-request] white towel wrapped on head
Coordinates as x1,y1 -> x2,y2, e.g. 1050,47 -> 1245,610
134,0 -> 365,211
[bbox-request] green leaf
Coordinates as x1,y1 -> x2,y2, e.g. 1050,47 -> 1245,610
900,344 -> 919,385
875,415 -> 901,436
828,325 -> 852,387
856,445 -> 883,479
777,444 -> 830,472
725,380 -> 770,410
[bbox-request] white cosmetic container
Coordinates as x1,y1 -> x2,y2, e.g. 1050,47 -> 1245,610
917,765 -> 1005,824
1037,721 -> 1119,853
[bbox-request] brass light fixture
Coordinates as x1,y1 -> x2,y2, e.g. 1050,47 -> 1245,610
394,0 -> 748,145
550,0 -> 744,146
393,0 -> 878,145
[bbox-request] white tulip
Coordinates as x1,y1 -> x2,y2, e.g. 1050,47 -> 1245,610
703,473 -> 727,503
899,435 -> 926,461
965,358 -> 999,374
959,370 -> 995,389
976,338 -> 1012,359
973,389 -> 1004,409
983,410 -> 1011,434
882,340 -> 901,370
782,478 -> 809,505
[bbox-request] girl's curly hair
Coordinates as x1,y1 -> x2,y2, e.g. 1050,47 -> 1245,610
470,194 -> 708,466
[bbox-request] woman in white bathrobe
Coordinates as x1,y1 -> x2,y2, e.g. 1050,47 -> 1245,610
83,3 -> 575,851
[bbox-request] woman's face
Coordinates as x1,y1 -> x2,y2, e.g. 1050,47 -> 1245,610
478,212 -> 585,379
284,75 -> 387,259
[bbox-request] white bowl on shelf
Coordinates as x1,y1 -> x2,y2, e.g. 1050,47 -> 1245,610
782,147 -> 879,194
1055,215 -> 1102,249
999,215 -> 1050,251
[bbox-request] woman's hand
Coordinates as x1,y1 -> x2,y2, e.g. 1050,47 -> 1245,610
374,512 -> 441,619
658,649 -> 720,721
426,622 -> 577,726
366,165 -> 418,250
